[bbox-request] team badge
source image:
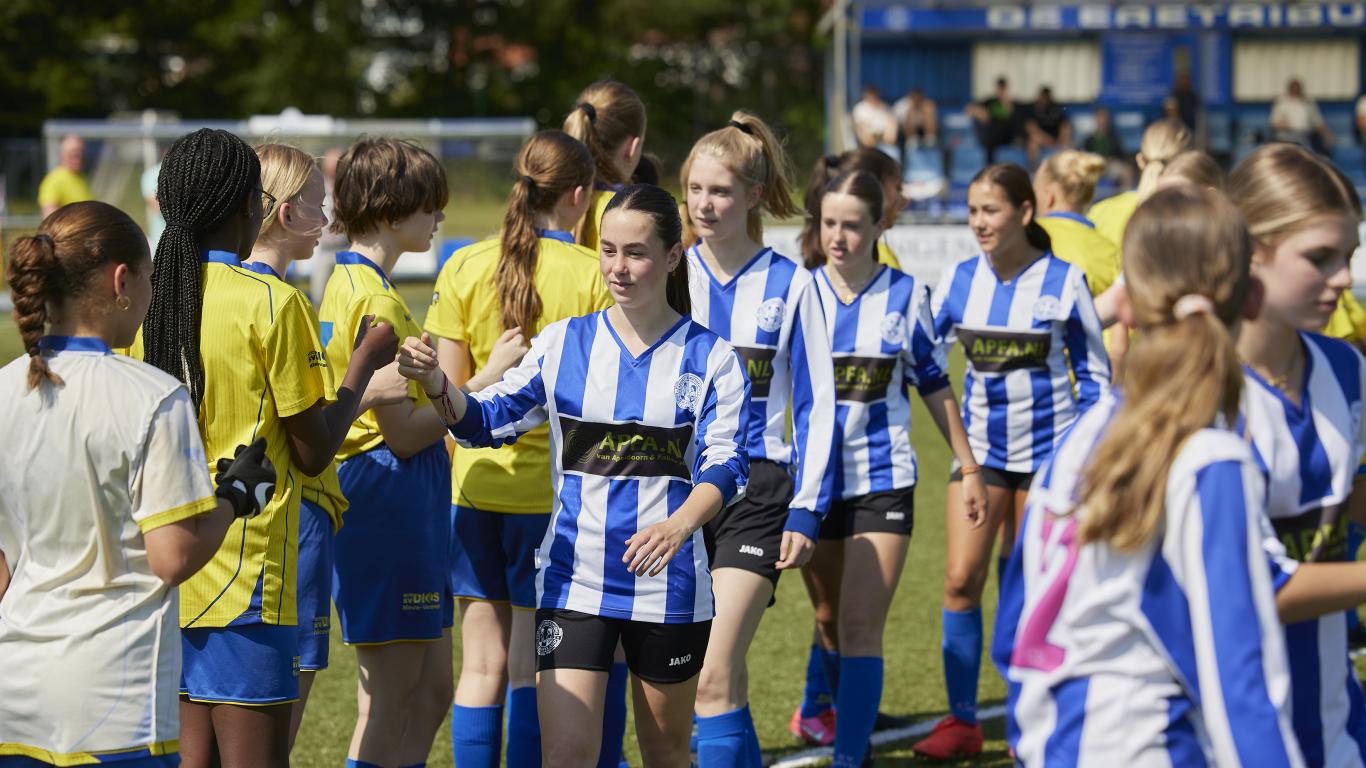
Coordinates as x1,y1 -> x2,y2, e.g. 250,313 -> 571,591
430,291 -> 440,306
1032,295 -> 1063,322
756,298 -> 786,333
674,373 -> 704,413
880,312 -> 906,345
536,620 -> 563,656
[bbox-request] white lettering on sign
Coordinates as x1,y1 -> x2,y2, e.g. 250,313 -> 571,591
1114,6 -> 1153,28
975,4 -> 1366,32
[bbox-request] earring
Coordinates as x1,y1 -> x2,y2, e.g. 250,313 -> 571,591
115,295 -> 132,311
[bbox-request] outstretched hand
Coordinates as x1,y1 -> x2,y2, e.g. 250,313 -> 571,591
398,333 -> 446,395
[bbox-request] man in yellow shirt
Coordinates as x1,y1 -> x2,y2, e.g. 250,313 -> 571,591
38,135 -> 93,218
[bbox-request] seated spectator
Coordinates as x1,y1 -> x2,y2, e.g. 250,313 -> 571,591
1271,78 -> 1333,153
965,76 -> 1024,163
1082,106 -> 1134,189
851,85 -> 898,154
1025,86 -> 1071,164
894,87 -> 938,149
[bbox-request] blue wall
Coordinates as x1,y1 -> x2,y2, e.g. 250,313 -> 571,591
858,41 -> 973,105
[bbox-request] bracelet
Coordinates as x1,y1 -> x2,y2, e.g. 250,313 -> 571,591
429,374 -> 459,424
960,464 -> 982,476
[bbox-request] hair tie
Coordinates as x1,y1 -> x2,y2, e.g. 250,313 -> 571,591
32,233 -> 54,248
163,221 -> 193,233
1173,294 -> 1215,320
521,175 -> 537,190
577,102 -> 597,122
824,154 -> 841,167
729,119 -> 754,136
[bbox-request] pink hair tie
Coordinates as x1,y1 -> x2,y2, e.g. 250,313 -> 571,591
1173,294 -> 1215,320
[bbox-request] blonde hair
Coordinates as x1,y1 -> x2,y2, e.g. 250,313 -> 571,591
1135,118 -> 1192,201
255,143 -> 318,241
680,110 -> 801,245
1079,185 -> 1251,551
1228,143 -> 1361,246
1160,150 -> 1224,191
1038,150 -> 1108,212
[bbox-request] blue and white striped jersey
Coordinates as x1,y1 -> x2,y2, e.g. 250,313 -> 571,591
812,265 -> 949,499
993,395 -> 1303,767
930,252 -> 1110,473
1244,332 -> 1366,768
687,246 -> 837,538
449,310 -> 750,624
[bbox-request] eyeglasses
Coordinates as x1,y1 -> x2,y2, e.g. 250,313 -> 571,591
260,189 -> 278,216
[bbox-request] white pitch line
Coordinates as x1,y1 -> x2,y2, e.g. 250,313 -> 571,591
766,705 -> 1007,768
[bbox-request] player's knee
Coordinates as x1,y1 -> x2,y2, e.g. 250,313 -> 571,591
695,662 -> 739,707
541,733 -> 596,768
637,733 -> 689,768
943,563 -> 987,605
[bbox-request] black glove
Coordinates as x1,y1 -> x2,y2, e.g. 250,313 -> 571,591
214,438 -> 277,519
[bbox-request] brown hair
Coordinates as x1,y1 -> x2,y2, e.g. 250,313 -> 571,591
8,201 -> 150,390
804,170 -> 884,269
329,138 -> 450,240
603,184 -> 691,316
1161,150 -> 1224,191
970,163 -> 1052,252
497,130 -> 596,333
1078,185 -> 1251,550
1038,150 -> 1107,212
1229,143 -> 1361,247
255,143 -> 318,241
680,110 -> 801,246
563,80 -> 647,190
800,148 -> 901,263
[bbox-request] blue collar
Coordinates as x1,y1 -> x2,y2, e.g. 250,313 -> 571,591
595,182 -> 625,193
536,229 -> 576,244
38,336 -> 112,355
242,261 -> 282,280
201,249 -> 244,266
336,251 -> 390,289
1042,212 -> 1095,229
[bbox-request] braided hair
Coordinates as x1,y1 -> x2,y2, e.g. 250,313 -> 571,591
142,128 -> 260,406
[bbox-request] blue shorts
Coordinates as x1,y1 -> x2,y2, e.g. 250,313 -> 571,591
180,624 -> 298,705
0,756 -> 178,767
333,442 -> 453,644
450,505 -> 549,609
296,499 -> 334,670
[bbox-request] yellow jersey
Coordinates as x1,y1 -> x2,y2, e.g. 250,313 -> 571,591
425,232 -> 613,513
876,240 -> 902,271
1038,213 -> 1120,297
156,251 -> 334,628
1087,190 -> 1138,253
1324,292 -> 1366,349
319,250 -> 430,461
579,187 -> 618,253
37,167 -> 92,210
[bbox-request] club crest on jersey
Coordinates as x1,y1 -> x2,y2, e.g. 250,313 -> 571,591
756,298 -> 785,333
880,312 -> 905,345
674,373 -> 704,413
536,620 -> 563,656
1032,295 -> 1063,322
430,291 -> 440,306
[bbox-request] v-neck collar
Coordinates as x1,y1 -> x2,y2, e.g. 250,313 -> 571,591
819,264 -> 887,307
691,244 -> 771,291
983,251 -> 1049,286
1244,335 -> 1312,416
601,311 -> 689,367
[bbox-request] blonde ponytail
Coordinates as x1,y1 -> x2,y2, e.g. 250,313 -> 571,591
1135,119 -> 1192,202
680,110 -> 799,246
1039,150 -> 1108,212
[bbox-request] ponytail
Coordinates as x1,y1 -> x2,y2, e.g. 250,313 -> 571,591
1135,118 -> 1192,202
681,110 -> 799,246
563,79 -> 646,192
8,234 -> 63,391
971,163 -> 1052,253
498,130 -> 596,333
1078,185 -> 1251,551
603,184 -> 691,316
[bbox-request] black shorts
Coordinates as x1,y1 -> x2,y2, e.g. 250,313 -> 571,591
949,463 -> 1034,492
534,608 -> 711,685
704,459 -> 793,587
818,486 -> 915,540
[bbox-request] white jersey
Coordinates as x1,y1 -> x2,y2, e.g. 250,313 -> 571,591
0,337 -> 217,761
687,246 -> 837,538
931,252 -> 1109,473
1243,332 -> 1366,767
813,264 -> 949,498
993,394 -> 1303,767
450,311 -> 749,624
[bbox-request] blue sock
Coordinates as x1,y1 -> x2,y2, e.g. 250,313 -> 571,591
800,643 -> 834,717
451,704 -> 503,768
820,647 -> 841,702
833,657 -> 883,766
506,686 -> 541,768
740,704 -> 762,768
942,608 -> 983,724
346,761 -> 385,768
596,662 -> 629,768
696,707 -> 752,767
690,712 -> 699,756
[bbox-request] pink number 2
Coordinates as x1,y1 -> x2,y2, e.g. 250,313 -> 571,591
1010,514 -> 1081,672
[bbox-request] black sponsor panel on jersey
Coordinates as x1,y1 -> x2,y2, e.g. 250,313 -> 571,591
1271,504 -> 1347,563
734,346 -> 778,398
559,415 -> 693,480
957,326 -> 1051,373
832,355 -> 897,403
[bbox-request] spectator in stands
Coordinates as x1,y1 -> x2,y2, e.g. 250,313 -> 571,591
1082,107 -> 1135,189
1170,71 -> 1199,132
1271,78 -> 1333,153
851,85 -> 898,154
966,77 -> 1023,163
38,135 -> 92,218
1025,86 -> 1071,165
894,87 -> 938,151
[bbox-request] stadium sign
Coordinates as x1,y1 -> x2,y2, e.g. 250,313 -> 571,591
861,3 -> 1366,33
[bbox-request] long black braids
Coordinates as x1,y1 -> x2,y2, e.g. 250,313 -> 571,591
142,128 -> 260,406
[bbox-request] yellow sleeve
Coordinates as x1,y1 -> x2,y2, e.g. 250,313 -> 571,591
37,173 -> 63,207
424,258 -> 468,341
264,291 -> 332,418
1324,294 -> 1365,344
876,241 -> 903,272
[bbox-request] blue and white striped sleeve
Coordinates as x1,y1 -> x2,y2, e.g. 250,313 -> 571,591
1062,267 -> 1110,412
1172,457 -> 1301,767
784,279 -> 838,538
693,345 -> 751,505
929,262 -> 961,347
904,280 -> 950,396
448,344 -> 550,449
